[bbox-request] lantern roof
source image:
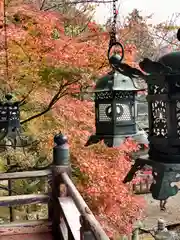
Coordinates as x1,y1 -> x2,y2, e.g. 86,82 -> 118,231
158,51 -> 180,71
94,70 -> 144,92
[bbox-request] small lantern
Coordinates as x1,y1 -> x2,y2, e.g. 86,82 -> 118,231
86,68 -> 148,147
0,94 -> 20,141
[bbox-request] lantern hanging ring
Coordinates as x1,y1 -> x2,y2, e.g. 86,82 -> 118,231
107,0 -> 124,65
107,41 -> 124,63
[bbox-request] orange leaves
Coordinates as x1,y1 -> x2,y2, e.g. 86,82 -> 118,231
1,1 -> 109,76
87,21 -> 101,33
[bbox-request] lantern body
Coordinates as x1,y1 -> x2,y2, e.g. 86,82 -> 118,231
124,52 -> 180,201
0,95 -> 21,142
94,70 -> 148,147
0,102 -> 20,128
147,52 -> 180,162
95,91 -> 136,135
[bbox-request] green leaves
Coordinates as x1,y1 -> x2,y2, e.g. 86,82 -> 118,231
72,164 -> 89,184
51,28 -> 60,39
38,65 -> 82,88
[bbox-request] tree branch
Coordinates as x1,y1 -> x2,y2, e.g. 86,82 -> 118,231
20,79 -> 78,124
19,83 -> 36,106
44,0 -> 115,11
40,0 -> 46,10
12,40 -> 32,63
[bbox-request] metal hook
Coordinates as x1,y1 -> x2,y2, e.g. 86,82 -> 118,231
107,42 -> 124,66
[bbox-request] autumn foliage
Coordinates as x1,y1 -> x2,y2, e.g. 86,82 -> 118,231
29,93 -> 145,236
0,0 -> 145,236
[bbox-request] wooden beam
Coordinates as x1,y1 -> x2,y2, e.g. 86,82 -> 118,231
0,194 -> 49,207
0,170 -> 51,180
0,220 -> 52,236
61,172 -> 110,240
59,197 -> 81,240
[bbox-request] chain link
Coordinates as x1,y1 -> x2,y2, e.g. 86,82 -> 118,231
109,0 -> 118,47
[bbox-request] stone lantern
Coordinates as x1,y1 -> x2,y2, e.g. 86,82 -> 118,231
124,51 -> 180,202
85,68 -> 148,147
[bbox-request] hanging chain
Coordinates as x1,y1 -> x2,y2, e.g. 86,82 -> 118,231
107,0 -> 124,63
109,0 -> 118,47
3,0 -> 12,94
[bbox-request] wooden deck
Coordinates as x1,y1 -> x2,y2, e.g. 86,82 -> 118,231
1,232 -> 52,240
0,220 -> 52,240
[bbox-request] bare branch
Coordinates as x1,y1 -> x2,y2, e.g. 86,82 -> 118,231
40,0 -> 46,10
19,83 -> 36,106
44,0 -> 115,11
20,79 -> 79,124
12,40 -> 32,62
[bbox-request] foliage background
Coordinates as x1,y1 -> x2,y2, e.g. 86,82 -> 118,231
0,0 -> 179,237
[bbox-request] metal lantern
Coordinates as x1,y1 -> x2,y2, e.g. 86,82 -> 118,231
85,69 -> 148,147
0,94 -> 34,148
124,51 -> 180,203
0,94 -> 20,141
147,52 -> 180,162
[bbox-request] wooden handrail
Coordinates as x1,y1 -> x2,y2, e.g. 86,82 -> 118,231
0,194 -> 49,206
0,169 -> 51,180
0,133 -> 111,240
0,220 -> 51,236
61,172 -> 110,240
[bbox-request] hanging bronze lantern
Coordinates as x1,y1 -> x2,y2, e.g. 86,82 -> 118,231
85,54 -> 148,147
124,51 -> 180,202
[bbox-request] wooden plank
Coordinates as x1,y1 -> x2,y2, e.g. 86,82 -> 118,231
0,194 -> 49,207
1,232 -> 52,240
0,170 -> 51,180
0,220 -> 52,236
59,197 -> 81,240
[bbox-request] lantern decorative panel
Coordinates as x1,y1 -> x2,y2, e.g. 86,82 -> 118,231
85,70 -> 148,147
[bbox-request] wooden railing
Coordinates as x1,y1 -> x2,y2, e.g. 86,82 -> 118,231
0,169 -> 51,236
0,133 -> 110,240
132,172 -> 153,194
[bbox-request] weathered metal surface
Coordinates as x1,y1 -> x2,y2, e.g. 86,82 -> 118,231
124,154 -> 180,200
1,232 -> 52,240
59,197 -> 81,240
0,194 -> 49,207
0,170 -> 51,180
0,220 -> 52,236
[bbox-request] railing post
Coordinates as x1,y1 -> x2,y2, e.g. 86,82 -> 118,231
154,218 -> 175,240
80,215 -> 96,240
50,132 -> 70,240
